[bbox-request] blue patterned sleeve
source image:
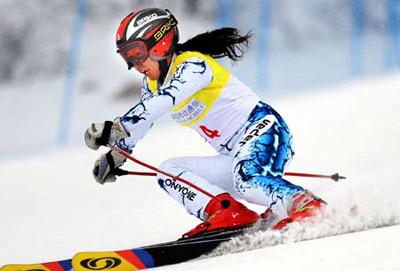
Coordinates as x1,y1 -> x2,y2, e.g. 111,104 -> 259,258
115,57 -> 213,151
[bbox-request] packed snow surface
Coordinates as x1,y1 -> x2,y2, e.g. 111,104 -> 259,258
1,73 -> 400,270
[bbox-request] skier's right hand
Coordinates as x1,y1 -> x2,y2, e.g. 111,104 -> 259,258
84,118 -> 129,150
92,150 -> 126,184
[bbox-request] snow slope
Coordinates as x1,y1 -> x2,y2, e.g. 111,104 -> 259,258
1,73 -> 400,270
171,225 -> 400,271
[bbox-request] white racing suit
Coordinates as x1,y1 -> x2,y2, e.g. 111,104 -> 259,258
116,51 -> 304,220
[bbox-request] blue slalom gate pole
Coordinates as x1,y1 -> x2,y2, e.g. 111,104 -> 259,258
350,0 -> 364,76
216,0 -> 238,27
257,0 -> 271,92
58,0 -> 87,145
385,0 -> 400,70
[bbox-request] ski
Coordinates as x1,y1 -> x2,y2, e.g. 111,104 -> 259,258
72,227 -> 251,271
0,224 -> 261,271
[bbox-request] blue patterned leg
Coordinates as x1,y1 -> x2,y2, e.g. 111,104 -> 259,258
233,121 -> 304,217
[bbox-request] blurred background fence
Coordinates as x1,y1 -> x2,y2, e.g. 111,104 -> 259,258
0,0 -> 399,155
217,0 -> 400,94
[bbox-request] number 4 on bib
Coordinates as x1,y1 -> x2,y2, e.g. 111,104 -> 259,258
199,125 -> 220,139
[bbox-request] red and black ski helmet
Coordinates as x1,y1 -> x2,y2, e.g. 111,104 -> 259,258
116,8 -> 179,69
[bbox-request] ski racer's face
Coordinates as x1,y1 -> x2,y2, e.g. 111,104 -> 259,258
132,58 -> 160,81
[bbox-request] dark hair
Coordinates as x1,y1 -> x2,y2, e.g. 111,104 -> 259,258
176,27 -> 252,62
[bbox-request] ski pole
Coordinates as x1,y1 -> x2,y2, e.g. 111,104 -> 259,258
284,172 -> 346,182
107,144 -> 221,202
113,169 -> 156,177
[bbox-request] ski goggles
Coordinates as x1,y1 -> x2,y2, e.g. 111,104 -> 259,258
117,15 -> 178,67
118,40 -> 150,66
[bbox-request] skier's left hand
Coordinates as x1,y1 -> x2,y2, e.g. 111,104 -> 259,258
92,150 -> 126,184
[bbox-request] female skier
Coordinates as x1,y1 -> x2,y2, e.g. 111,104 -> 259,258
85,8 -> 325,237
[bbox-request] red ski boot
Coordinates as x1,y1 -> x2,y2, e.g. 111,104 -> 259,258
273,191 -> 326,230
183,193 -> 260,238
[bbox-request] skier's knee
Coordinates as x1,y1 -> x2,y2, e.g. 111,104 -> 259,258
158,158 -> 183,172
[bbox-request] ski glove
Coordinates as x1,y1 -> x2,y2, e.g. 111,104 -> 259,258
93,150 -> 126,184
85,118 -> 129,150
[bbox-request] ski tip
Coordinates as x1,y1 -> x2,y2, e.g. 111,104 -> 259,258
0,260 -> 72,271
331,173 -> 346,182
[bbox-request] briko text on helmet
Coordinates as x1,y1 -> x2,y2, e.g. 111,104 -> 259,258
154,17 -> 177,42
